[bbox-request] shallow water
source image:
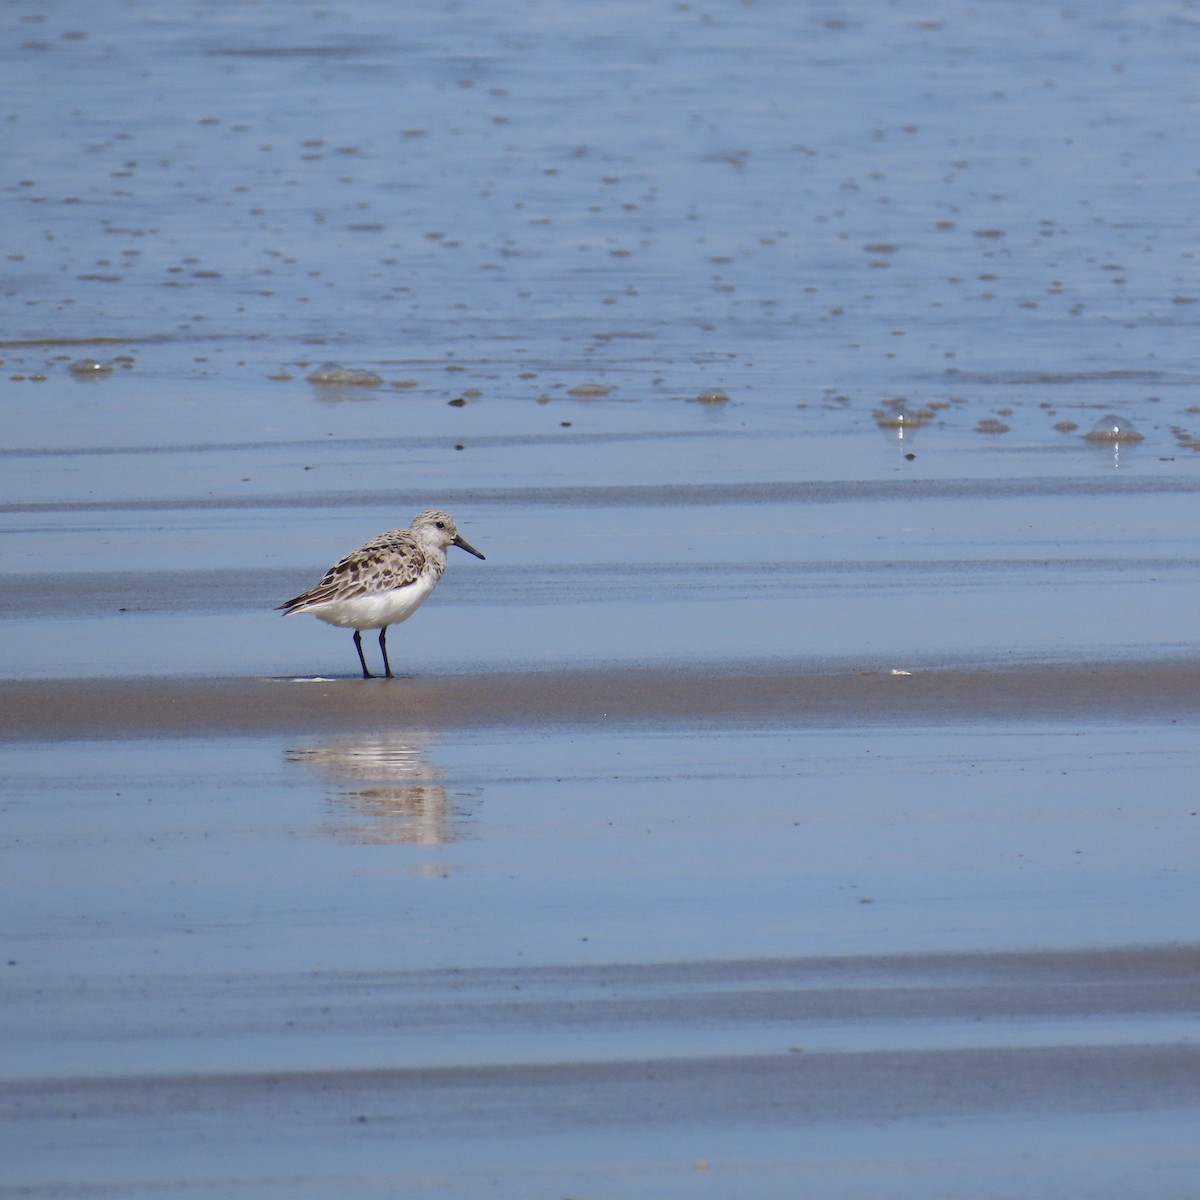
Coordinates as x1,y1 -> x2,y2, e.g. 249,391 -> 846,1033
4,722 -> 1199,1196
4,468 -> 1200,677
7,722 -> 1198,991
6,2 -> 1200,390
5,2 -> 1200,681
3,2 -> 1200,1196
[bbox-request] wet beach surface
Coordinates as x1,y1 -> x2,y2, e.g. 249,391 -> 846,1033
3,2 -> 1200,1197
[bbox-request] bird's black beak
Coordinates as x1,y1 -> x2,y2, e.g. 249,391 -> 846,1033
453,534 -> 485,560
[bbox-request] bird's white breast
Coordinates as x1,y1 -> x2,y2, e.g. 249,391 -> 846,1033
306,569 -> 441,630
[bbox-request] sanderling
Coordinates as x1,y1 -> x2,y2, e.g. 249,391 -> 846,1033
278,510 -> 485,679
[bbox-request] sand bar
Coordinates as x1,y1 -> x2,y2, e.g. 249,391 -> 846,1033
2,659 -> 1199,740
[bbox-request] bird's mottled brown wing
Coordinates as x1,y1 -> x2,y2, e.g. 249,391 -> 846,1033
278,529 -> 426,613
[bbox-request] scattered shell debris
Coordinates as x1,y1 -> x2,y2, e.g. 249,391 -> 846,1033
976,418 -> 1010,434
689,388 -> 730,405
567,383 -> 611,398
306,363 -> 383,387
1085,413 -> 1143,443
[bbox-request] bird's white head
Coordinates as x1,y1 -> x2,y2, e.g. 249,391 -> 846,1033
411,510 -> 486,560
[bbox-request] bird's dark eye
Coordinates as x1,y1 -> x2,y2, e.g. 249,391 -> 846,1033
435,521 -> 446,529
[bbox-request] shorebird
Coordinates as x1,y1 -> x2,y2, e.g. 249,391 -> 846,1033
278,509 -> 485,678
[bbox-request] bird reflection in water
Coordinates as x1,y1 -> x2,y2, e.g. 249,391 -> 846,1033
286,732 -> 476,846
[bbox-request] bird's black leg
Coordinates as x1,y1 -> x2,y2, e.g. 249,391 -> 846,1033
378,626 -> 394,678
353,629 -> 372,679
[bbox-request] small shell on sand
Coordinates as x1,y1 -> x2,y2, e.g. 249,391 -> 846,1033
306,363 -> 383,387
1085,414 -> 1143,443
69,359 -> 114,376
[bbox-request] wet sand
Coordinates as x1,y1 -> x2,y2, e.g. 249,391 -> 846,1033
5,946 -> 1199,1196
6,1 -> 1200,1195
3,658 -> 1200,740
5,665 -> 1199,1196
